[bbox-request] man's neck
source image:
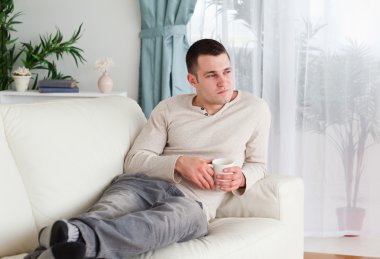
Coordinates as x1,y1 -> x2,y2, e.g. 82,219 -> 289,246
193,91 -> 238,115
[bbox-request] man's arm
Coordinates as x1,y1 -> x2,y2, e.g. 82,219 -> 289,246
216,101 -> 271,194
124,102 -> 180,182
241,101 -> 271,193
124,102 -> 216,189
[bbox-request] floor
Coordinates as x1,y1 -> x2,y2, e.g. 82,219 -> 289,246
304,237 -> 380,258
304,252 -> 380,259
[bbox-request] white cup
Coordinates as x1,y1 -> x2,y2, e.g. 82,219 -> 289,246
211,158 -> 234,191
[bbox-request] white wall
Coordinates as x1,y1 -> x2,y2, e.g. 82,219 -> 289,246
13,0 -> 141,100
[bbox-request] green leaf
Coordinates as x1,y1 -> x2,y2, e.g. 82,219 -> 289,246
1,3 -> 85,90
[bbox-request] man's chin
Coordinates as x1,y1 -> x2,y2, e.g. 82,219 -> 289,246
223,94 -> 233,103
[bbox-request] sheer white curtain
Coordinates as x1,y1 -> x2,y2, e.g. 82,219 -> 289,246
189,0 -> 380,237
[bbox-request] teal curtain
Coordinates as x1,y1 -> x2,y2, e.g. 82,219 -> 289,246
139,0 -> 196,117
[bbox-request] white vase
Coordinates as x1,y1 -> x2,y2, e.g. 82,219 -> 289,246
98,72 -> 113,93
13,75 -> 31,92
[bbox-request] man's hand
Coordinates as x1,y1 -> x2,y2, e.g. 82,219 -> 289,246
215,166 -> 246,192
175,156 -> 215,190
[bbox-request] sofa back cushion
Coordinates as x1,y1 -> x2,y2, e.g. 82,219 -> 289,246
0,96 -> 146,257
0,112 -> 38,256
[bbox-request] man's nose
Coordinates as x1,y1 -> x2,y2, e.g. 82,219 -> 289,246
217,75 -> 229,86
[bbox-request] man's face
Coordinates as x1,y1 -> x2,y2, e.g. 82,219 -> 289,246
187,53 -> 234,106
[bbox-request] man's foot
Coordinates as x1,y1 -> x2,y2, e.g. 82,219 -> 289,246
30,241 -> 85,259
38,219 -> 80,248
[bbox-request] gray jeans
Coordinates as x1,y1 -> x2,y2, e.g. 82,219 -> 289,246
70,174 -> 208,258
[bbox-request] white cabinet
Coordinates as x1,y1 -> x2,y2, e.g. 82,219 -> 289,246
0,90 -> 128,104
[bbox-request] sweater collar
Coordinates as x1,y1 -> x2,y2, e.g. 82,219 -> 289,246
190,90 -> 241,117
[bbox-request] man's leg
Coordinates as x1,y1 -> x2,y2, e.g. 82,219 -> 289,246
79,174 -> 160,219
33,174 -> 207,259
73,194 -> 208,258
37,174 -> 155,250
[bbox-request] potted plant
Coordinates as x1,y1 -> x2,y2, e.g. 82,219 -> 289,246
21,24 -> 85,89
0,0 -> 85,91
12,66 -> 31,91
0,0 -> 22,91
296,20 -> 380,235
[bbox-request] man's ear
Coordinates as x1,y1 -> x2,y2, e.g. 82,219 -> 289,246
187,73 -> 198,87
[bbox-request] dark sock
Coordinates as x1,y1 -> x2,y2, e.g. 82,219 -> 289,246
39,219 -> 79,248
35,241 -> 86,259
51,241 -> 86,259
51,220 -> 72,245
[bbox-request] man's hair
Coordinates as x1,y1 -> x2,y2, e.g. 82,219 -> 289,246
186,39 -> 229,75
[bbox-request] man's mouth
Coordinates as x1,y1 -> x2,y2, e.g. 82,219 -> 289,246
217,89 -> 230,95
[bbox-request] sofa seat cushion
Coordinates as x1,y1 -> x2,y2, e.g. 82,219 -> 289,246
132,217 -> 288,259
4,218 -> 288,259
0,254 -> 27,259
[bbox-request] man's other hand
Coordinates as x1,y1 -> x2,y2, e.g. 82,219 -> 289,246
215,166 -> 246,192
175,156 -> 215,190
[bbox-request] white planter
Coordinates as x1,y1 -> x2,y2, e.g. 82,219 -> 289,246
13,75 -> 31,92
336,207 -> 366,236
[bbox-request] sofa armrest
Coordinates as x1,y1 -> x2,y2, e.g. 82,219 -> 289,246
216,174 -> 304,259
216,174 -> 304,225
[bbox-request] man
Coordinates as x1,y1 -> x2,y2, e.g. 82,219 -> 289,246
26,39 -> 270,259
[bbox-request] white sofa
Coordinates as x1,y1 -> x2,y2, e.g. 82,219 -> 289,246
0,96 -> 304,259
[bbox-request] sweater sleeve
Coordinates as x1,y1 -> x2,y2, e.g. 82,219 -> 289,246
235,100 -> 271,195
124,101 -> 181,182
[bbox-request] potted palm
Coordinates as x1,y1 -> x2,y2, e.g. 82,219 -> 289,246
296,20 -> 380,235
12,66 -> 31,91
0,0 -> 22,91
0,0 -> 85,91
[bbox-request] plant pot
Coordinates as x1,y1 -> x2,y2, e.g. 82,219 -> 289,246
12,75 -> 31,92
98,72 -> 113,93
336,207 -> 366,236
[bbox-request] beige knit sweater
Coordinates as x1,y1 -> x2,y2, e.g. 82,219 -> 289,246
124,91 -> 271,220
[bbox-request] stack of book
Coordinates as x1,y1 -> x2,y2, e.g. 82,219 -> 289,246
38,79 -> 79,93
